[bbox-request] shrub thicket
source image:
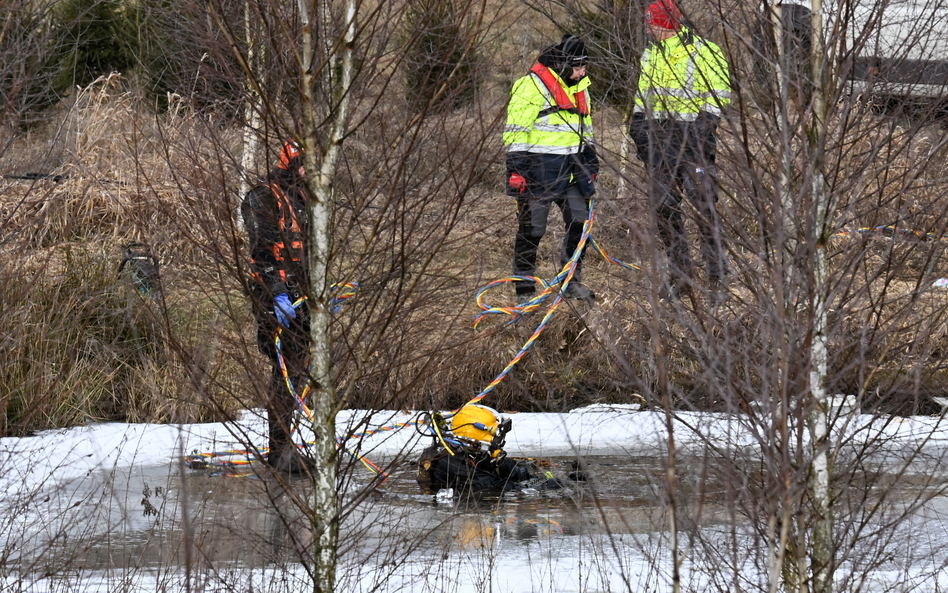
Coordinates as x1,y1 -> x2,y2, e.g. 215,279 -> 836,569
50,0 -> 138,96
0,2 -> 65,125
404,0 -> 480,112
128,0 -> 245,113
0,242 -> 160,434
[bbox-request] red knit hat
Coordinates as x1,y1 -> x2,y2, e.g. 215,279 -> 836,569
644,0 -> 681,30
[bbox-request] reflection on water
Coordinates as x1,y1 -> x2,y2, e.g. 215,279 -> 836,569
3,456 -> 671,573
4,454 -> 948,592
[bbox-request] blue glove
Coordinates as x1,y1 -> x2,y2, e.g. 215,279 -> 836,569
273,293 -> 296,327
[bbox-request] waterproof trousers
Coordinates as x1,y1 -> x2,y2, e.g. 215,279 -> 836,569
253,289 -> 310,463
645,120 -> 728,287
513,184 -> 589,295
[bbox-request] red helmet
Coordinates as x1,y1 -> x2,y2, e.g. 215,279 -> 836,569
276,140 -> 305,175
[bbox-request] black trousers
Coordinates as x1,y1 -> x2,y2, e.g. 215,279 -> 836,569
513,184 -> 590,294
646,120 -> 728,285
254,296 -> 310,459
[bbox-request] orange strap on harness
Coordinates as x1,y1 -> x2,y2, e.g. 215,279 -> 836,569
530,63 -> 588,116
265,183 -> 304,266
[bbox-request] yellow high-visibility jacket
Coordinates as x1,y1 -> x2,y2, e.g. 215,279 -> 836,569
634,28 -> 731,121
504,65 -> 594,155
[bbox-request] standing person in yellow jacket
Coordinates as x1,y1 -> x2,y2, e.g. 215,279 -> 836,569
629,0 -> 731,299
504,35 -> 599,304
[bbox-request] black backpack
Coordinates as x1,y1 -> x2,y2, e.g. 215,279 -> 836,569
118,242 -> 160,296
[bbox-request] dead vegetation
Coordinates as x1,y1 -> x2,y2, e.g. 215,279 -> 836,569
4,14 -> 948,436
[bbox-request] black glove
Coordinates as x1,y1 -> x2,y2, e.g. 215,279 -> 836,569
628,112 -> 649,162
581,144 -> 599,177
508,463 -> 531,483
695,111 -> 720,136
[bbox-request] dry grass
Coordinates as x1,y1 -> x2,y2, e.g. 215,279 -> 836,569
5,36 -> 948,436
0,76 -> 251,435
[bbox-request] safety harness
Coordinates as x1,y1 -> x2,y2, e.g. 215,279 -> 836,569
530,63 -> 589,118
249,183 -> 305,287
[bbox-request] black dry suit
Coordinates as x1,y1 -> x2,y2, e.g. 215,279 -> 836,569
241,163 -> 311,464
416,411 -> 565,495
417,443 -> 535,494
242,165 -> 309,312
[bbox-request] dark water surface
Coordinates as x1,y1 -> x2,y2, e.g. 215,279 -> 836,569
6,453 -> 948,593
4,456 -> 685,572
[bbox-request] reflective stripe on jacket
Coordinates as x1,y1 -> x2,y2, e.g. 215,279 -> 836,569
634,28 -> 731,121
504,65 -> 594,155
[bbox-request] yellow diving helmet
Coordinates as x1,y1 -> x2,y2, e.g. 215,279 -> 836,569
451,404 -> 504,443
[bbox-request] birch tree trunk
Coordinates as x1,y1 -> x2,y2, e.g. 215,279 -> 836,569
772,3 -> 796,267
807,1 -> 833,590
663,397 -> 681,593
770,5 -> 799,591
297,0 -> 357,588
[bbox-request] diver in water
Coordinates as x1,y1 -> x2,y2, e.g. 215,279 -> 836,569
416,404 -> 564,495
